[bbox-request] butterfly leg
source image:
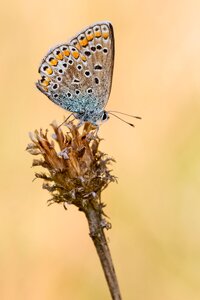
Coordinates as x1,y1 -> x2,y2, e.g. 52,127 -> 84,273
58,113 -> 73,128
77,120 -> 84,128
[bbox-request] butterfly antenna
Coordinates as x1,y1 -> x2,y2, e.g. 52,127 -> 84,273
58,113 -> 73,129
108,112 -> 135,127
108,110 -> 142,119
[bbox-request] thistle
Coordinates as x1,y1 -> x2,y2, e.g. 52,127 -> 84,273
27,121 -> 122,300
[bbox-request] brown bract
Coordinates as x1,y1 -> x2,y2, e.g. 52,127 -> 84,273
26,121 -> 116,212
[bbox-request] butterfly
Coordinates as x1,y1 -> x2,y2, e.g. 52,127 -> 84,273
36,21 -> 115,126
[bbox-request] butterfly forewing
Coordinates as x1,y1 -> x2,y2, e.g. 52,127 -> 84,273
36,21 -> 114,118
69,22 -> 114,108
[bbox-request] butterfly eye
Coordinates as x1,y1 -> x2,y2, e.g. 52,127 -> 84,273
102,111 -> 109,121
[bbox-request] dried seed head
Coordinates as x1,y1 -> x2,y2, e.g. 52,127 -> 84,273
26,121 -> 117,211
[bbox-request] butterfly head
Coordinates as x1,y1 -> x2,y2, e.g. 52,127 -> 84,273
101,111 -> 110,123
74,110 -> 109,126
92,110 -> 110,126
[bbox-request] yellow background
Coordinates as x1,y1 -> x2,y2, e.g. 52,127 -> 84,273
1,0 -> 200,299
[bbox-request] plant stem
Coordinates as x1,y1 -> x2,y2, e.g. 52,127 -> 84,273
84,202 -> 122,300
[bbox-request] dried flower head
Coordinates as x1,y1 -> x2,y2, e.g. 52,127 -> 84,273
26,121 -> 116,214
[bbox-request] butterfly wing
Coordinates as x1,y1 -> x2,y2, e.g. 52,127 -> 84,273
69,21 -> 115,109
36,21 -> 114,115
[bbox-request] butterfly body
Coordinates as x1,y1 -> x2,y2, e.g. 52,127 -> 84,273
36,21 -> 114,125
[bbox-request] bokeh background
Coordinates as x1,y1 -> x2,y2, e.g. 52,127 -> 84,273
1,0 -> 200,299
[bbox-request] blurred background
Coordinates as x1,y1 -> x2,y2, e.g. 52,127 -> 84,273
1,0 -> 200,299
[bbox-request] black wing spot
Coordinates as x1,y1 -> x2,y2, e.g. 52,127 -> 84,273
73,78 -> 80,83
52,83 -> 58,90
75,90 -> 80,95
67,92 -> 72,98
96,44 -> 102,50
94,64 -> 102,70
95,77 -> 99,84
58,69 -> 63,74
84,70 -> 91,77
91,46 -> 96,52
63,63 -> 67,68
68,60 -> 73,65
84,51 -> 91,57
87,88 -> 93,94
103,48 -> 108,54
53,94 -> 58,98
77,64 -> 82,70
